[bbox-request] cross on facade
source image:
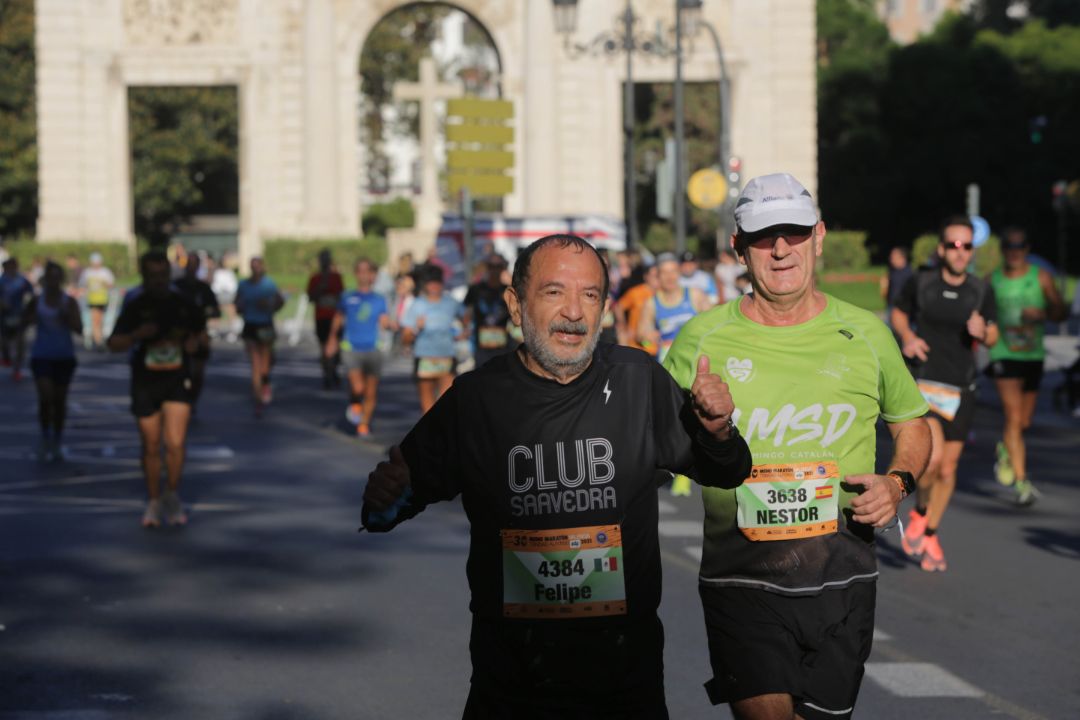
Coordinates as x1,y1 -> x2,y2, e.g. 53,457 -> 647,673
393,57 -> 462,229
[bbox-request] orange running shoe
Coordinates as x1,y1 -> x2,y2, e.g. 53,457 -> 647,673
901,509 -> 927,558
357,423 -> 371,437
920,534 -> 947,572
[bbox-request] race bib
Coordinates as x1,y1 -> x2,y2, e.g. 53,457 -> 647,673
416,356 -> 453,378
478,325 -> 508,349
145,342 -> 182,371
255,326 -> 276,344
917,379 -> 961,421
1003,325 -> 1038,354
501,524 -> 626,619
736,461 -> 840,541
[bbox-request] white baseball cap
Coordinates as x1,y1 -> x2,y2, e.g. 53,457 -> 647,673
733,173 -> 819,233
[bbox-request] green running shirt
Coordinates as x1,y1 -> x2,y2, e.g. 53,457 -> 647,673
664,295 -> 928,595
989,265 -> 1046,362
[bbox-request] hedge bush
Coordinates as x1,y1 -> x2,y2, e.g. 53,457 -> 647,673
361,198 -> 415,238
263,237 -> 389,275
1,238 -> 135,275
819,230 -> 870,272
912,233 -> 1002,277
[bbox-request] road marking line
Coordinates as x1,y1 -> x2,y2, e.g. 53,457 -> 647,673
0,493 -> 247,512
0,464 -> 232,490
657,499 -> 677,514
873,628 -> 892,642
684,546 -> 702,562
864,662 -> 982,698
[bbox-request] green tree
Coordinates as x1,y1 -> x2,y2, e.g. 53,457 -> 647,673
128,87 -> 238,245
0,0 -> 37,237
816,0 -> 893,235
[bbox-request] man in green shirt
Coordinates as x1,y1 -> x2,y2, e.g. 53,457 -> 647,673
664,173 -> 931,720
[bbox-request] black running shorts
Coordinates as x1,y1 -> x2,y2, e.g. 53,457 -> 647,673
987,359 -> 1044,393
30,357 -> 77,385
700,581 -> 876,720
463,615 -> 669,719
131,371 -> 194,417
241,322 -> 276,345
927,386 -> 977,442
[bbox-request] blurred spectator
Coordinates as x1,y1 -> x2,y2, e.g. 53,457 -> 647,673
713,249 -> 742,303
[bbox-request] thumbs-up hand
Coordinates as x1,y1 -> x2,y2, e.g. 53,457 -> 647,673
966,311 -> 987,343
690,355 -> 737,441
364,445 -> 412,512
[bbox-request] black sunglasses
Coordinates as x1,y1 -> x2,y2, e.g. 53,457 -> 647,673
739,225 -> 815,250
941,241 -> 974,251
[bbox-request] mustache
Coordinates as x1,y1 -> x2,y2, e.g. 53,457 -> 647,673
549,320 -> 589,335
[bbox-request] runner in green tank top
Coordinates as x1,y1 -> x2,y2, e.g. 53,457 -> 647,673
986,228 -> 1066,504
664,173 -> 932,720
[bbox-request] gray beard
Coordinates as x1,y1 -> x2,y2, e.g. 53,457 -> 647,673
520,307 -> 600,381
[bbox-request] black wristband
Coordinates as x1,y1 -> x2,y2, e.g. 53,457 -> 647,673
887,469 -> 916,496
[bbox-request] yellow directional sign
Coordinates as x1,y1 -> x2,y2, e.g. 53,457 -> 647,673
446,97 -> 514,198
688,168 -> 728,210
448,174 -> 514,196
446,124 -> 515,144
447,98 -> 513,120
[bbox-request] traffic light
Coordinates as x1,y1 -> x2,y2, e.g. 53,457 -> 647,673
1029,115 -> 1047,144
727,156 -> 742,198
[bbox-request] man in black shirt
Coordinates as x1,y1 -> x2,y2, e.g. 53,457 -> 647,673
109,250 -> 207,528
891,216 -> 998,572
174,253 -> 220,409
463,253 -> 512,369
363,234 -> 752,719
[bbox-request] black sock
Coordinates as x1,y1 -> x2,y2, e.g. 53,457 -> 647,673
262,374 -> 271,386
350,394 -> 362,405
924,527 -> 936,537
915,505 -> 927,516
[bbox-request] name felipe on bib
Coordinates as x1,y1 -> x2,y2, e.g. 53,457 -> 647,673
501,524 -> 627,619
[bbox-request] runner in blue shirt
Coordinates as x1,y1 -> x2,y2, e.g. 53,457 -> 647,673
402,263 -> 466,413
0,257 -> 35,381
236,257 -> 284,416
326,258 -> 389,437
25,261 -> 83,461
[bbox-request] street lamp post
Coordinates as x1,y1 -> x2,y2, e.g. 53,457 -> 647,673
553,1 -> 717,253
553,0 -> 677,250
696,16 -> 734,241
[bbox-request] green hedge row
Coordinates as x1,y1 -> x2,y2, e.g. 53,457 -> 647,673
262,237 -> 389,275
1,239 -> 135,275
819,230 -> 871,272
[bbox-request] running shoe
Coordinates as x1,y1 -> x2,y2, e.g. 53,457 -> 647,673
357,423 -> 371,437
161,490 -> 188,526
261,383 -> 273,405
920,534 -> 947,572
994,442 -> 1015,486
345,404 -> 364,426
1015,477 -> 1040,507
901,509 -> 928,558
141,498 -> 163,528
671,474 -> 692,497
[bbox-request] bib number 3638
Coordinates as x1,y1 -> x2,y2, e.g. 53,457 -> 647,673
736,461 -> 840,541
501,524 -> 626,619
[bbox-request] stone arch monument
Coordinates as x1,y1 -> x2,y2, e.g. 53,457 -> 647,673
35,0 -> 815,263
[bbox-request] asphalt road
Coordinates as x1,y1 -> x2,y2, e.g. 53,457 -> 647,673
1,339 -> 1078,719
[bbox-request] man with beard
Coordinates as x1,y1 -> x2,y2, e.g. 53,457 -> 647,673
892,215 -> 998,571
361,234 -> 752,719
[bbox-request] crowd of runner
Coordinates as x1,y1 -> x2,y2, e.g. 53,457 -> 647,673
2,171 -> 1079,717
